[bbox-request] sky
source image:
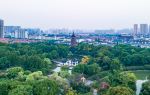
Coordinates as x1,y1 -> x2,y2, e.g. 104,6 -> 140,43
0,0 -> 150,30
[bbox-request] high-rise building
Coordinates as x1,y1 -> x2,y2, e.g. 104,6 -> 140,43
71,32 -> 77,47
15,29 -> 28,39
0,19 -> 4,38
140,24 -> 148,35
149,25 -> 150,35
133,24 -> 138,36
4,26 -> 21,38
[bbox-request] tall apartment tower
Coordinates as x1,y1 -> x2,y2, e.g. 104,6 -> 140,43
15,29 -> 28,39
0,19 -> 4,38
140,24 -> 148,35
149,25 -> 150,35
133,24 -> 138,36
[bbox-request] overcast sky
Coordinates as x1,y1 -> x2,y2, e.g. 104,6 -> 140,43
0,0 -> 150,30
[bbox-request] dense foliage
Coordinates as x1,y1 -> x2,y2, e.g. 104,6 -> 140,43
140,81 -> 150,95
0,67 -> 59,95
0,42 -> 69,74
0,42 -> 150,95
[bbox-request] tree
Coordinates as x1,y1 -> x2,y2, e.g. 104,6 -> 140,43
0,80 -> 9,95
0,80 -> 21,95
71,82 -> 91,94
110,58 -> 122,73
8,85 -> 33,95
109,72 -> 136,89
0,57 -> 10,69
106,86 -> 134,95
33,79 -> 59,95
86,63 -> 101,76
23,55 -> 49,73
73,63 -> 101,76
7,67 -> 24,79
130,54 -> 145,66
101,56 -> 111,70
26,71 -> 47,81
81,56 -> 90,64
66,88 -> 77,95
140,81 -> 150,95
72,64 -> 87,74
50,73 -> 69,92
59,70 -> 70,78
49,50 -> 59,59
120,72 -> 137,90
57,45 -> 69,58
7,52 -> 19,66
44,58 -> 52,65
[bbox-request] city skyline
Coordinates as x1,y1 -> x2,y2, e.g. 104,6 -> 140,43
0,0 -> 150,30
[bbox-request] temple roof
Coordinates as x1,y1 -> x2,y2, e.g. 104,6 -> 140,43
71,32 -> 76,37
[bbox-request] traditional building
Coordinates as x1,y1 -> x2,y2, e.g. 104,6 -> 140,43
71,32 -> 77,46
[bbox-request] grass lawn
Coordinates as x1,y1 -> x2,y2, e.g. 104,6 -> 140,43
131,70 -> 150,80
